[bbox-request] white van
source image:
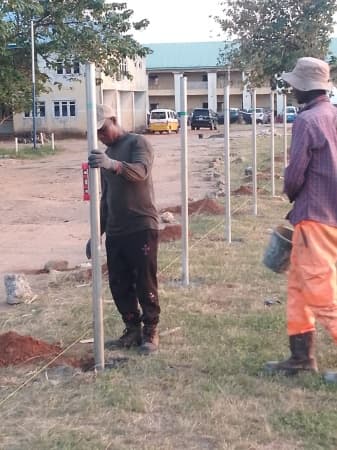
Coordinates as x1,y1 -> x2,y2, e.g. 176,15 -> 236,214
148,109 -> 179,134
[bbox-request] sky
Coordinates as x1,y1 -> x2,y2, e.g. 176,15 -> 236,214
122,0 -> 224,44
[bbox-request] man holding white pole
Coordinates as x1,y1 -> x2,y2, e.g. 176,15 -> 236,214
87,105 -> 161,355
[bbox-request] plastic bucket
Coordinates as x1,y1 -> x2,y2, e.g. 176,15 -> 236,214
263,225 -> 293,273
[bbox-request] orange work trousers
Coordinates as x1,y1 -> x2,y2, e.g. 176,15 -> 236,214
287,220 -> 337,341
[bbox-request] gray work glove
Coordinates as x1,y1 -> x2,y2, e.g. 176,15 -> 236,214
85,239 -> 91,259
88,149 -> 116,171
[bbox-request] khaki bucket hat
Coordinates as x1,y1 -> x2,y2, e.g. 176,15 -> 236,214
282,57 -> 332,91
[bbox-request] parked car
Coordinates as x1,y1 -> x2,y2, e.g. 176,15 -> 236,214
217,112 -> 224,125
285,106 -> 297,123
190,108 -> 218,130
213,108 -> 240,125
230,108 -> 240,123
241,107 -> 269,124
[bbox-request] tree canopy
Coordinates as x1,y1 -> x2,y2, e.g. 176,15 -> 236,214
214,0 -> 337,88
0,1 -> 150,121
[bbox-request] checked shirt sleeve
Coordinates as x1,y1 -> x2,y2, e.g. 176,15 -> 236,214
284,118 -> 313,203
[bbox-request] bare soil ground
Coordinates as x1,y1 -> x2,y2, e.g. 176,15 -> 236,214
0,127 -> 244,302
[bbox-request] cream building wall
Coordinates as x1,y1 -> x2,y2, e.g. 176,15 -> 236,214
148,68 -> 276,114
13,56 -> 148,137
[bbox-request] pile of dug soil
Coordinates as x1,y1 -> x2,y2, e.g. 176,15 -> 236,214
159,224 -> 182,242
232,185 -> 253,195
232,185 -> 269,195
162,198 -> 224,215
0,331 -> 93,370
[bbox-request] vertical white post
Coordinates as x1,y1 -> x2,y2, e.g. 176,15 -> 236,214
31,20 -> 37,150
180,76 -> 189,286
224,70 -> 231,243
15,137 -> 18,155
51,133 -> 55,151
270,91 -> 275,196
283,94 -> 287,168
85,62 -> 104,371
252,89 -> 257,215
40,132 -> 44,146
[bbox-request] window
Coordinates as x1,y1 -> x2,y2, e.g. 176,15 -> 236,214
150,103 -> 159,111
149,74 -> 159,86
24,101 -> 46,118
73,62 -> 80,74
119,60 -> 128,77
53,100 -> 76,117
56,61 -> 81,75
202,74 -> 208,82
151,111 -> 166,120
202,102 -> 208,108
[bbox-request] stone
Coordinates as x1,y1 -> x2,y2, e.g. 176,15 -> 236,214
4,273 -> 33,305
44,260 -> 69,272
160,211 -> 176,224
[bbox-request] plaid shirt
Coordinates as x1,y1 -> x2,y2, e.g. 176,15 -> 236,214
284,95 -> 337,227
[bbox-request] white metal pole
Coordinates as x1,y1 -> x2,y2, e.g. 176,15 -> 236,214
224,72 -> 231,243
85,62 -> 104,371
15,137 -> 18,155
252,89 -> 257,215
31,20 -> 37,150
270,91 -> 275,196
51,132 -> 55,151
283,93 -> 287,168
179,76 -> 189,286
40,132 -> 44,146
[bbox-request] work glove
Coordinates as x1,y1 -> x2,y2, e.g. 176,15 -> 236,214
85,239 -> 91,259
88,149 -> 116,171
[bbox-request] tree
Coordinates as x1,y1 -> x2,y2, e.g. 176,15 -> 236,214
214,0 -> 337,88
0,1 -> 150,122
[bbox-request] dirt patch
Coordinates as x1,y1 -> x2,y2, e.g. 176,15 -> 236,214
159,224 -> 182,242
232,185 -> 269,195
162,198 -> 224,215
232,185 -> 253,195
0,331 -> 93,370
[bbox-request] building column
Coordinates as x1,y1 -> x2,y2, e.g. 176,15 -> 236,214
276,92 -> 283,115
174,72 -> 182,112
242,72 -> 251,109
207,72 -> 217,111
131,91 -> 135,131
115,90 -> 121,125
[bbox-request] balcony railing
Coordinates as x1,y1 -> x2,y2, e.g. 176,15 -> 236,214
187,81 -> 208,90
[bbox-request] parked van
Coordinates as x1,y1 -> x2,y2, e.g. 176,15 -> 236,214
148,109 -> 179,134
285,106 -> 297,123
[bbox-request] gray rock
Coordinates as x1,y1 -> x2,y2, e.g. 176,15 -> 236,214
4,273 -> 33,305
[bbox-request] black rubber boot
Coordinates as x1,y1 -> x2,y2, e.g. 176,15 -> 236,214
139,324 -> 159,355
105,323 -> 142,349
264,331 -> 318,375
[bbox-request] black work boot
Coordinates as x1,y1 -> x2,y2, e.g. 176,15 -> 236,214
105,323 -> 142,349
264,331 -> 318,375
139,324 -> 159,355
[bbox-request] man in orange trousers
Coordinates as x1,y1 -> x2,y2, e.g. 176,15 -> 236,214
268,57 -> 337,375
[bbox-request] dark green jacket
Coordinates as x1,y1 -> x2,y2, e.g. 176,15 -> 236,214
100,133 -> 159,236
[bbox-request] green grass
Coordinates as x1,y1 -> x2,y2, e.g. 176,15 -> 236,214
0,144 -> 56,159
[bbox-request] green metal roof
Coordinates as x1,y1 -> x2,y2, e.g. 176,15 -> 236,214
145,42 -> 229,70
146,39 -> 337,71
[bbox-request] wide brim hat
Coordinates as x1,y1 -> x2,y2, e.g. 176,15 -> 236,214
282,57 -> 332,91
96,104 -> 116,129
